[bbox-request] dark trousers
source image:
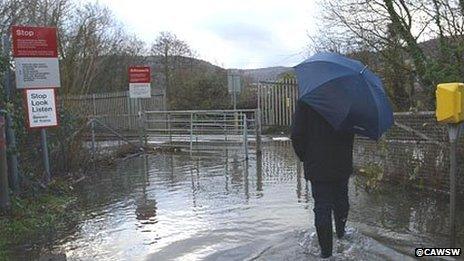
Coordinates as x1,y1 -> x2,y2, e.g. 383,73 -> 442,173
310,179 -> 349,256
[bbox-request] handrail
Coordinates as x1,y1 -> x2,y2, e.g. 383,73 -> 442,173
144,109 -> 258,114
91,117 -> 141,149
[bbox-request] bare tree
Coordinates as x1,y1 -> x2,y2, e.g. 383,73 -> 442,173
150,32 -> 194,108
0,0 -> 71,34
312,0 -> 464,110
0,0 -> 146,95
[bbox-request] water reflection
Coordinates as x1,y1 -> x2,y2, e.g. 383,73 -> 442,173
256,152 -> 263,193
135,155 -> 157,223
9,141 -> 464,260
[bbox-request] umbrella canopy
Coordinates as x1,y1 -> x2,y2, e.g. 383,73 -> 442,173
294,52 -> 394,140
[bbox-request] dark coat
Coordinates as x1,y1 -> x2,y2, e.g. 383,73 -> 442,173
291,100 -> 354,182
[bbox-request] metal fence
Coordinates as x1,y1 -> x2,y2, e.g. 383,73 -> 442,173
258,79 -> 298,126
142,109 -> 262,158
60,90 -> 262,160
72,108 -> 263,161
62,91 -> 165,132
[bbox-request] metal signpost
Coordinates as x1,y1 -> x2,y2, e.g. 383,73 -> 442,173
12,25 -> 61,184
129,66 -> 151,99
128,66 -> 151,147
448,124 -> 460,247
228,73 -> 242,130
227,73 -> 242,110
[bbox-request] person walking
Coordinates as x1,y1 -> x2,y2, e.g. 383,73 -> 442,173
291,100 -> 354,258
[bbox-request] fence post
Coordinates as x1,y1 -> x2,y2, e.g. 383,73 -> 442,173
243,114 -> 249,160
255,109 -> 262,156
190,112 -> 194,155
41,129 -> 51,184
92,93 -> 97,116
127,94 -> 132,130
138,110 -> 144,148
168,113 -> 172,144
143,111 -> 148,147
257,83 -> 261,115
0,115 -> 10,213
91,118 -> 96,160
223,113 -> 228,142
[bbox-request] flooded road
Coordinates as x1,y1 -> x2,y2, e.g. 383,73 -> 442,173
12,141 -> 464,260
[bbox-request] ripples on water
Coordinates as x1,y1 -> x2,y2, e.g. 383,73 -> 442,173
12,141 -> 464,260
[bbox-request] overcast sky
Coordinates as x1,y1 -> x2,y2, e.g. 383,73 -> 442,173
91,0 -> 318,69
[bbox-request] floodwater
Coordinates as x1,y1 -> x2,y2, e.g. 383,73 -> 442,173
9,141 -> 464,260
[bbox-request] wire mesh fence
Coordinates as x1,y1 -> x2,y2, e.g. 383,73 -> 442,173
354,112 -> 463,193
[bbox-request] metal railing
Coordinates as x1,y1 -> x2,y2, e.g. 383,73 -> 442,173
62,90 -> 165,131
142,109 -> 262,158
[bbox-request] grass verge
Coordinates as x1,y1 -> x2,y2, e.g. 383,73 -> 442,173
0,179 -> 77,260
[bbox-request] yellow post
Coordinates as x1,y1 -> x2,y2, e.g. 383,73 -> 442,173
436,83 -> 464,123
436,82 -> 464,248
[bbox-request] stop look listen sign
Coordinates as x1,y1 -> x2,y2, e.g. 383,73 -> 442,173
12,25 -> 60,129
24,89 -> 58,129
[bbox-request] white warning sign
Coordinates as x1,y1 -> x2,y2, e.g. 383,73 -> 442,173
129,83 -> 151,98
25,88 -> 58,128
15,57 -> 61,89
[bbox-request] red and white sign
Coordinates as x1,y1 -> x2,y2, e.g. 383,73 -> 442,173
12,26 -> 58,57
12,26 -> 60,89
24,89 -> 58,129
129,66 -> 151,98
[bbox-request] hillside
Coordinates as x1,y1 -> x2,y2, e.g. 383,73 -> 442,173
234,66 -> 294,82
145,56 -> 293,84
